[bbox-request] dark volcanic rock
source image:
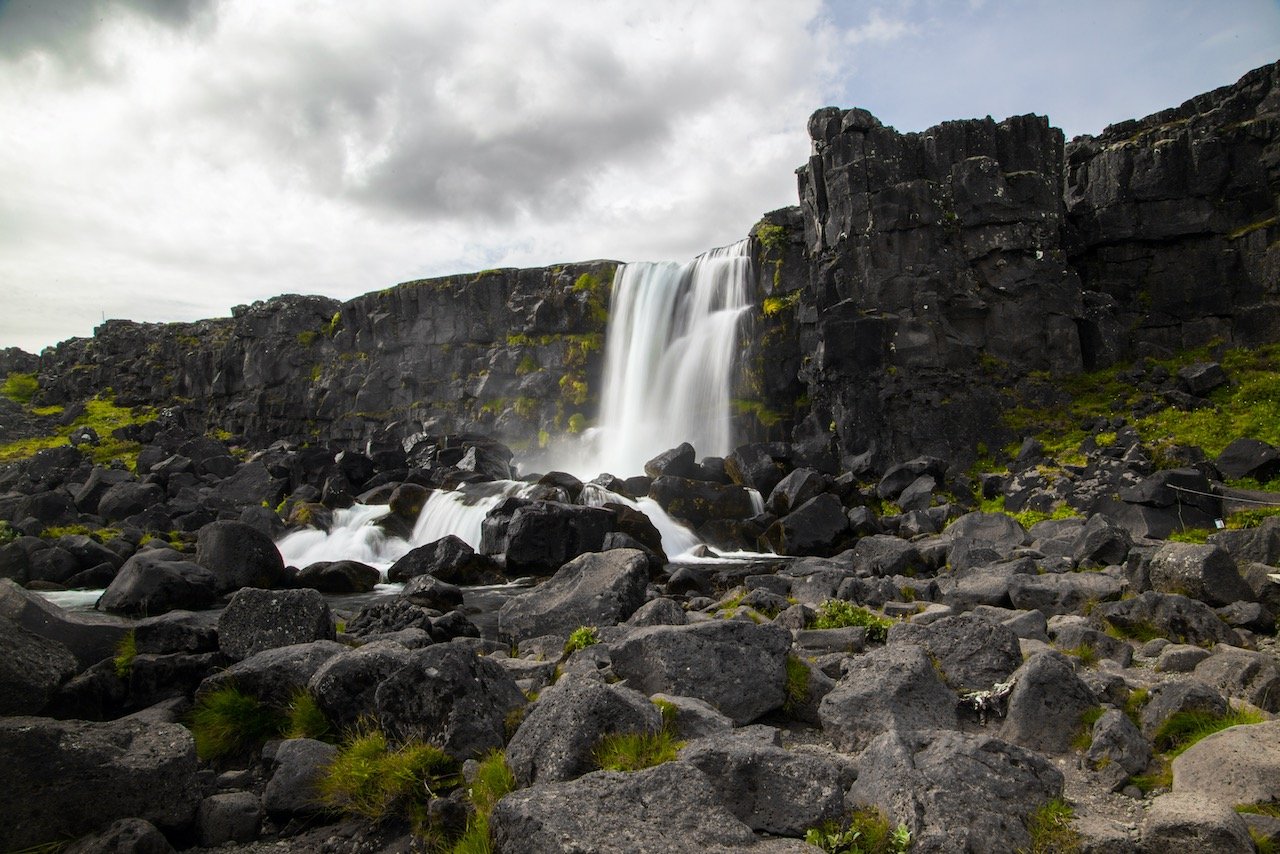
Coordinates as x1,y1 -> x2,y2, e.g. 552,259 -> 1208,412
217,587 -> 335,661
503,501 -> 615,575
497,548 -> 649,642
0,716 -> 199,851
295,559 -> 380,593
195,520 -> 291,593
199,640 -> 347,708
96,549 -> 219,617
386,534 -> 500,584
0,614 -> 79,714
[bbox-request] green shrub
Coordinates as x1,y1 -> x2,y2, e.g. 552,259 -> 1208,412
593,729 -> 682,772
809,600 -> 894,642
113,630 -> 137,678
784,655 -> 810,714
804,807 -> 911,853
189,686 -> 287,761
1,372 -> 38,404
0,521 -> 16,545
564,626 -> 600,654
319,730 -> 458,821
1023,797 -> 1080,854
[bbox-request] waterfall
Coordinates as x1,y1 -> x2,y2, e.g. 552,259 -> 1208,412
588,239 -> 753,478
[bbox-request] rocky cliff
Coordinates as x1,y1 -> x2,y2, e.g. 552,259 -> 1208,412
12,61 -> 1280,474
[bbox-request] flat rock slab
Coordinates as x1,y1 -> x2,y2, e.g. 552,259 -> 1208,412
1173,720 -> 1280,806
498,548 -> 649,642
1141,791 -> 1253,853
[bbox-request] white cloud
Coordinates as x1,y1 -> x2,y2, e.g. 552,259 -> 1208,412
844,8 -> 917,45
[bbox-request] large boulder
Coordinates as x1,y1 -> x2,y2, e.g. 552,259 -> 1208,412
0,579 -> 130,667
1172,719 -> 1280,805
294,559 -> 380,593
306,641 -> 414,732
648,476 -> 756,527
497,549 -> 649,642
1141,792 -> 1254,854
199,640 -> 347,708
505,676 -> 662,786
888,612 -> 1022,692
96,549 -> 219,617
217,587 -> 335,662
386,534 -> 501,585
1092,591 -> 1239,647
765,468 -> 829,516
609,621 -> 790,724
262,738 -> 338,815
724,442 -> 791,495
847,729 -> 1064,854
97,481 -> 166,523
1009,570 -> 1127,616
1147,542 -> 1254,606
0,716 -> 199,851
195,520 -> 291,593
680,728 -> 849,836
999,651 -> 1098,754
1216,437 -> 1280,481
374,643 -> 525,760
503,502 -> 615,575
1192,646 -> 1280,712
759,493 -> 849,556
0,614 -> 79,714
818,643 -> 958,753
489,762 -> 773,854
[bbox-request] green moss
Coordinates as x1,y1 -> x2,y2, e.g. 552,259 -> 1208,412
808,600 -> 894,643
2,372 -> 39,404
0,521 -> 16,545
1071,706 -> 1105,752
755,222 -> 787,253
564,625 -> 600,654
296,330 -> 319,347
512,396 -> 539,419
515,354 -> 539,375
1023,797 -> 1081,854
1227,214 -> 1278,241
651,698 -> 679,733
559,375 -> 589,406
732,399 -> 784,429
1059,643 -> 1099,668
0,392 -> 157,469
1102,618 -> 1164,643
762,291 -> 800,318
567,413 -> 587,434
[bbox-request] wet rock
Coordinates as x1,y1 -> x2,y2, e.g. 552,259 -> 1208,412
649,476 -> 756,528
504,502 -> 615,575
195,520 -> 291,593
307,641 -> 414,732
400,573 -> 464,611
0,614 -> 79,714
96,549 -> 219,617
644,443 -> 698,479
760,493 -> 848,556
296,559 -> 380,593
217,587 -> 335,662
387,534 -> 501,585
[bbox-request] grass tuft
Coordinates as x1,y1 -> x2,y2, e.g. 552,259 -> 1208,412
319,729 -> 458,821
112,630 -> 137,679
1152,707 -> 1266,757
804,807 -> 911,853
1022,797 -> 1080,854
285,690 -> 332,741
593,729 -> 682,772
188,686 -> 287,761
784,655 -> 811,714
809,599 -> 894,642
563,625 -> 600,655
1,372 -> 39,404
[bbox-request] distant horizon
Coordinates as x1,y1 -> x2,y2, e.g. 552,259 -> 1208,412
2,0 -> 1277,354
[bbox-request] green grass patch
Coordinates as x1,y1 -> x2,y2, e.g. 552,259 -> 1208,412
0,521 -> 16,545
1237,802 -> 1280,819
762,291 -> 800,317
1123,687 -> 1150,727
0,392 -> 157,468
1167,528 -> 1213,543
1102,618 -> 1164,643
1059,643 -> 1099,668
284,690 -> 332,741
189,686 -> 288,761
113,630 -> 137,679
1152,707 -> 1266,757
2,372 -> 39,404
978,496 -> 1077,529
1022,797 -> 1080,854
784,655 -> 811,714
593,729 -> 682,772
809,600 -> 894,643
1071,706 -> 1105,752
804,807 -> 911,854
564,625 -> 600,655
319,729 -> 459,822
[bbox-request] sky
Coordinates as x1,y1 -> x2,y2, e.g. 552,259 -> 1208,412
1,0 -> 1277,354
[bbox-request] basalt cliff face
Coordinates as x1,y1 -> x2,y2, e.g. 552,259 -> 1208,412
20,60 -> 1280,471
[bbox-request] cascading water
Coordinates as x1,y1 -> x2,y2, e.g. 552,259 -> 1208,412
585,239 -> 753,478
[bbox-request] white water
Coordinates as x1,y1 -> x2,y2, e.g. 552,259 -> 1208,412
579,239 -> 753,479
579,483 -> 701,557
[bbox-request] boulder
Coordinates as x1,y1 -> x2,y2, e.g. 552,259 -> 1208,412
1172,719 -> 1280,805
195,520 -> 291,593
877,456 -> 948,502
847,729 -> 1064,854
262,738 -> 338,815
644,443 -> 698,480
888,612 -> 1022,692
1141,792 -> 1253,853
724,443 -> 791,495
97,481 -> 165,523
1092,591 -> 1239,647
295,559 -> 380,593
609,621 -> 790,725
505,676 -> 662,786
400,573 -> 464,610
343,599 -> 435,638
765,467 -> 828,516
1139,679 -> 1229,739
680,728 -> 849,836
498,549 -> 649,642
759,493 -> 848,556
1008,571 -> 1126,616
217,587 -> 334,662
850,534 -> 922,577
1085,708 -> 1151,775
1216,437 -> 1280,481
374,643 -> 525,759
489,762 -> 770,854
999,651 -> 1098,753
504,502 -> 615,575
196,792 -> 261,847
0,578 -> 130,667
818,643 -> 958,753
943,511 -> 1031,550
63,818 -> 176,854
1147,542 -> 1254,605
307,641 -> 414,732
1192,645 -> 1280,712
0,716 -> 199,851
648,476 -> 756,527
206,462 -> 288,512
96,549 -> 219,617
0,614 -> 79,714
387,534 -> 501,585
1071,513 -> 1134,567
199,640 -> 347,708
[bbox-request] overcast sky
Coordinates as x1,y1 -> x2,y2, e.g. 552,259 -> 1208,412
2,0 -> 1277,354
